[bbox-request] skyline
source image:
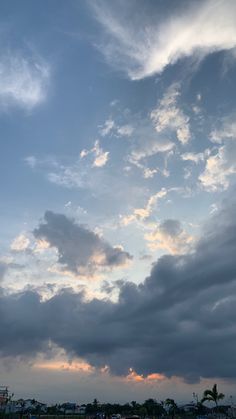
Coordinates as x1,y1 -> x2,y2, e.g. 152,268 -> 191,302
1,0 -> 236,404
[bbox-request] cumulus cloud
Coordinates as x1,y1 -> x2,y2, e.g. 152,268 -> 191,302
1,198 -> 236,382
145,219 -> 194,254
0,51 -> 49,109
90,0 -> 236,80
150,84 -> 191,145
33,211 -> 132,276
80,140 -> 109,167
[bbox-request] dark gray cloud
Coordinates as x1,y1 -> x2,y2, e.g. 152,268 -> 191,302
33,211 -> 132,275
1,201 -> 236,382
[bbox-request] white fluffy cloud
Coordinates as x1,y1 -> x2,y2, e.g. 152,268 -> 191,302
0,52 -> 49,109
91,0 -> 236,80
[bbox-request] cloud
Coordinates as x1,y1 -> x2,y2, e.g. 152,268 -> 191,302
24,156 -> 37,168
99,119 -> 115,136
150,84 -> 190,145
128,120 -> 174,164
1,197 -> 236,382
199,144 -> 236,191
0,51 -> 49,109
116,124 -> 134,137
99,118 -> 134,138
80,140 -> 109,167
199,118 -> 236,191
90,0 -> 236,80
121,188 -> 167,225
10,234 -> 30,252
125,84 -> 188,171
33,211 -> 132,276
181,149 -> 210,164
145,219 -> 194,254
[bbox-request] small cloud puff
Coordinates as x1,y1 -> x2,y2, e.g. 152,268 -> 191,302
80,140 -> 109,168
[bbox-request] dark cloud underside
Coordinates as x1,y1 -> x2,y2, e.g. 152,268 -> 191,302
0,200 -> 236,382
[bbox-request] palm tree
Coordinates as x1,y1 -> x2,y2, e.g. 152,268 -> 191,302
201,384 -> 225,410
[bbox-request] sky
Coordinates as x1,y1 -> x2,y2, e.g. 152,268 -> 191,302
1,0 -> 236,406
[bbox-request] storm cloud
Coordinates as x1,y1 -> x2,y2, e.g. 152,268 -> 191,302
1,200 -> 236,382
33,211 -> 132,275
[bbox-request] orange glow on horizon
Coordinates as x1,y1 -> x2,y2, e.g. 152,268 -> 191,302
34,360 -> 94,373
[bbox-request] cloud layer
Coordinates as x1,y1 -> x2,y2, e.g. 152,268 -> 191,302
1,198 -> 236,382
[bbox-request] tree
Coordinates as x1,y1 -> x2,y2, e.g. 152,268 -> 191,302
165,399 -> 178,419
201,384 -> 225,408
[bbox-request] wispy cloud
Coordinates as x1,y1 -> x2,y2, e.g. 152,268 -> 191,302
0,51 -> 50,109
99,117 -> 134,138
91,0 -> 236,80
121,188 -> 167,225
